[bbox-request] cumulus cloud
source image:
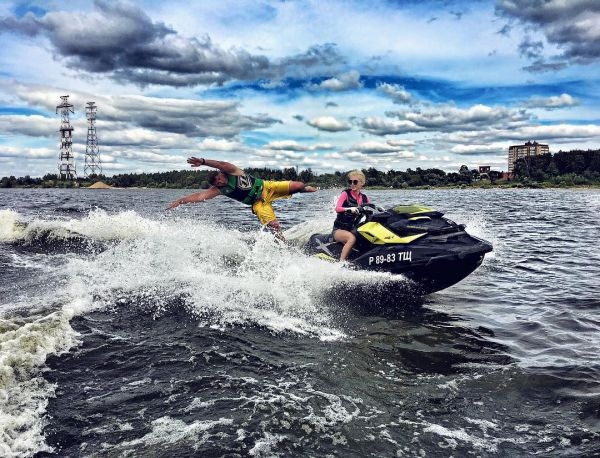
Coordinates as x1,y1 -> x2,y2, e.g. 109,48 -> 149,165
359,116 -> 422,135
504,123 -> 600,140
309,70 -> 363,91
518,35 -> 544,60
197,138 -> 245,151
112,96 -> 279,138
99,127 -> 193,149
450,144 -> 505,155
350,141 -> 413,155
445,123 -> 600,149
266,151 -> 305,160
524,93 -> 579,110
0,145 -> 55,159
522,60 -> 568,73
280,43 -> 344,71
377,83 -> 413,105
385,104 -> 530,132
0,1 -> 343,87
307,116 -> 351,132
0,114 -> 57,137
263,140 -> 334,151
4,82 -> 279,143
337,150 -> 415,165
264,140 -> 309,151
496,0 -> 600,67
253,148 -> 312,162
387,139 -> 416,147
114,149 -> 183,164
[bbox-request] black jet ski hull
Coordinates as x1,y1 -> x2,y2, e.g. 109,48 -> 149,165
304,204 -> 493,294
306,232 -> 491,294
356,235 -> 491,294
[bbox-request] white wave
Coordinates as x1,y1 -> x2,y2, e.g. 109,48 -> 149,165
0,208 -> 164,245
0,309 -> 80,457
284,216 -> 332,247
110,416 -> 233,453
59,210 -> 398,340
0,209 -> 106,456
249,432 -> 287,457
397,417 -> 500,453
65,209 -> 167,241
422,422 -> 497,451
0,209 -> 24,243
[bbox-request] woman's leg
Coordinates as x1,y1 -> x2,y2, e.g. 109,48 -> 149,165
333,229 -> 356,261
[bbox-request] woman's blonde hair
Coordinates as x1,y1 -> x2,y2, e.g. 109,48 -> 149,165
347,169 -> 366,184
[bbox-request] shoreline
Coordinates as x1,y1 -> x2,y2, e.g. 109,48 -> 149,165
2,183 -> 600,191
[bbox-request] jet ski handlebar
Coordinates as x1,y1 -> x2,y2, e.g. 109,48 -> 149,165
343,203 -> 386,214
344,204 -> 387,225
361,203 -> 386,213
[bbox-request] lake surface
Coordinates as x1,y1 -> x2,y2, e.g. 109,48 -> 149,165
1,187 -> 599,457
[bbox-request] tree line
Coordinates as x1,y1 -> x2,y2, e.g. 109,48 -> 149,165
2,148 -> 599,189
512,149 -> 600,186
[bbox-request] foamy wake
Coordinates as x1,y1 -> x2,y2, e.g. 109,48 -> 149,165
62,209 -> 396,339
2,208 -> 410,339
0,208 -> 401,456
0,309 -> 80,457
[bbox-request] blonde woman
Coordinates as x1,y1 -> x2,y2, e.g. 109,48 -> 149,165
333,170 -> 371,261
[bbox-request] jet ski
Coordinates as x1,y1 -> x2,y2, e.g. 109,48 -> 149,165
304,203 -> 493,294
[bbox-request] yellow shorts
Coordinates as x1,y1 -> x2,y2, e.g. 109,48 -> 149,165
252,180 -> 292,226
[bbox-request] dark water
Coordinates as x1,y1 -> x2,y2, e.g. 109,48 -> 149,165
1,187 -> 599,457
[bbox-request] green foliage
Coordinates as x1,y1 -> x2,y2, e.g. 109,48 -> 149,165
513,149 -> 600,186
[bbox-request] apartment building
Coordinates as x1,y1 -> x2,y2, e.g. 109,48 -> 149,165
508,141 -> 549,173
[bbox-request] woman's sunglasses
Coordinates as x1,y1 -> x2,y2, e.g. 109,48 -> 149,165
348,179 -> 360,185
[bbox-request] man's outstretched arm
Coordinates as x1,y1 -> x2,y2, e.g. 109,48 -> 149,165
167,186 -> 222,210
187,157 -> 244,176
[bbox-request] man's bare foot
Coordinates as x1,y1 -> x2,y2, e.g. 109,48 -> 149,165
304,186 -> 317,192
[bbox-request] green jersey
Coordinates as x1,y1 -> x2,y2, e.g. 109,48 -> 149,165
219,173 -> 264,205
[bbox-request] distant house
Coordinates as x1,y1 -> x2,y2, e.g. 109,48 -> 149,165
508,141 -> 549,173
478,165 -> 491,180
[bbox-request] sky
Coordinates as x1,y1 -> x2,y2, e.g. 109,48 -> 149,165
0,0 -> 599,178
